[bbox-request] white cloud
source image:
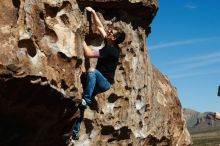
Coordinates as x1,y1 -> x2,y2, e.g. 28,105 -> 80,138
184,2 -> 198,9
150,37 -> 220,79
149,37 -> 220,50
160,51 -> 220,79
167,52 -> 220,66
164,51 -> 220,75
185,4 -> 197,9
170,70 -> 220,79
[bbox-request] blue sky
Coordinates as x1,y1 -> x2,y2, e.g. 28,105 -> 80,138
147,0 -> 220,112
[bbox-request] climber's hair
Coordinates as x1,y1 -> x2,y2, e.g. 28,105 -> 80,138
113,27 -> 126,44
107,25 -> 126,44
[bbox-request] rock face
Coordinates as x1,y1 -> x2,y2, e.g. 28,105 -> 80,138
0,0 -> 191,146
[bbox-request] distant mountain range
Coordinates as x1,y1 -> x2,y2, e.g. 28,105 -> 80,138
183,108 -> 220,132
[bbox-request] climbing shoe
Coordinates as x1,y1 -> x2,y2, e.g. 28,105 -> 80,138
72,133 -> 79,140
79,98 -> 87,109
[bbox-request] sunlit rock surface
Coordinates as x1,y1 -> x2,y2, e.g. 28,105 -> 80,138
0,0 -> 191,145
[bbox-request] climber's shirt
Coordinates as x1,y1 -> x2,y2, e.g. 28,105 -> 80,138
95,44 -> 120,84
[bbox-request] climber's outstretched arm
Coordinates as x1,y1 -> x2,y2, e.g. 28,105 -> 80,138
85,7 -> 107,38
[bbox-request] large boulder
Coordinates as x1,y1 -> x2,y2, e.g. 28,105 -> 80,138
0,0 -> 191,145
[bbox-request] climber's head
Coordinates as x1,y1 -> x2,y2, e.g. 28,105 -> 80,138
106,27 -> 125,45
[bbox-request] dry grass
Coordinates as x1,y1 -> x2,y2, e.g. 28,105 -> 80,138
191,129 -> 220,146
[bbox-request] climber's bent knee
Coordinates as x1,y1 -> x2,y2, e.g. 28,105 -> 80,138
88,68 -> 96,73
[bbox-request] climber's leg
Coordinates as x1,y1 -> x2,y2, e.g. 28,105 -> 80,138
72,108 -> 85,140
82,69 -> 97,106
72,69 -> 111,139
83,69 -> 110,106
95,69 -> 111,92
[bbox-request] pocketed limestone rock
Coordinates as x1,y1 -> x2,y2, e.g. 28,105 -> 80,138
0,0 -> 191,146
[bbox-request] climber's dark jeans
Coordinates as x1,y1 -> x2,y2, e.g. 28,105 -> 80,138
83,69 -> 111,105
72,69 -> 111,137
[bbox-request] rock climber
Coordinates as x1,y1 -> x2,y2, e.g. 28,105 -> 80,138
71,6 -> 125,140
207,111 -> 220,121
214,112 -> 220,120
206,87 -> 220,121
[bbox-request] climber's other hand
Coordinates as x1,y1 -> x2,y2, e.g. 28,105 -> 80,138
85,7 -> 94,13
